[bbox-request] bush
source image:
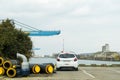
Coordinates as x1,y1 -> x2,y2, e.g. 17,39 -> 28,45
0,19 -> 33,59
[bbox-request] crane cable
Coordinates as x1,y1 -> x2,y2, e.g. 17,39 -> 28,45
11,19 -> 41,31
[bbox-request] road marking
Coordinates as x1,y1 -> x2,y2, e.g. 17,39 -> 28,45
81,69 -> 95,78
110,70 -> 120,73
114,71 -> 120,73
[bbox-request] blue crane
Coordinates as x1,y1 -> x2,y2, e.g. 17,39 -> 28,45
28,30 -> 60,36
13,20 -> 61,36
12,20 -> 61,50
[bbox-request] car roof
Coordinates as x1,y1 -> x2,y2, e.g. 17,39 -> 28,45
59,52 -> 76,55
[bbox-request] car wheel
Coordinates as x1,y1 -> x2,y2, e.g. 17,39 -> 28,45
56,68 -> 60,71
75,68 -> 78,71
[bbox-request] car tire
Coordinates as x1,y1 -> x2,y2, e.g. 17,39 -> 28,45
56,68 -> 60,71
75,68 -> 78,71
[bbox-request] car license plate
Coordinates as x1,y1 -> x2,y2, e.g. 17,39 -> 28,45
63,60 -> 70,62
65,64 -> 69,65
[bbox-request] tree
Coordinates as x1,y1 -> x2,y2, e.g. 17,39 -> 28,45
0,19 -> 33,59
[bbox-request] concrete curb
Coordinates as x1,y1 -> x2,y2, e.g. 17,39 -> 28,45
79,64 -> 120,67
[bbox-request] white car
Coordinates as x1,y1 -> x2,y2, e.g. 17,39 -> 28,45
56,52 -> 78,71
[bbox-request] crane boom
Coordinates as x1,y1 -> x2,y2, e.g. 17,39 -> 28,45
28,30 -> 60,36
12,20 -> 61,36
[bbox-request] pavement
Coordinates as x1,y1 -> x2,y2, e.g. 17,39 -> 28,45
1,67 -> 120,80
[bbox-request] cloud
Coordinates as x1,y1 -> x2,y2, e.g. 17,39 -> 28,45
0,0 -> 120,54
70,6 -> 91,16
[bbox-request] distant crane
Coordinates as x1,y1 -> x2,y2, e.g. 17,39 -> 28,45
12,20 -> 61,36
11,19 -> 61,51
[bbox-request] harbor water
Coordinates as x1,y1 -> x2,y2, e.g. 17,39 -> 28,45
29,57 -> 120,65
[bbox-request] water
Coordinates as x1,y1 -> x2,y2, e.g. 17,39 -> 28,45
79,59 -> 120,65
29,57 -> 56,64
29,57 -> 120,65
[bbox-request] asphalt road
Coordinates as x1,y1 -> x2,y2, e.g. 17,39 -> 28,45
1,67 -> 120,80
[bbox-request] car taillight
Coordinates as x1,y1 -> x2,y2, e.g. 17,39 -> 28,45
57,58 -> 60,61
74,58 -> 77,61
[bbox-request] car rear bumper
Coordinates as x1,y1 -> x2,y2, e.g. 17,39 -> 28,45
56,62 -> 78,69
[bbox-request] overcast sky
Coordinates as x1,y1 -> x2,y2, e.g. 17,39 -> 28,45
0,0 -> 120,55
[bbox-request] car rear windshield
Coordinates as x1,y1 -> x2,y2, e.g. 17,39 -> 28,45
59,54 -> 75,58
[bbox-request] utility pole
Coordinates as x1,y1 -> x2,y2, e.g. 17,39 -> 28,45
62,39 -> 64,53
